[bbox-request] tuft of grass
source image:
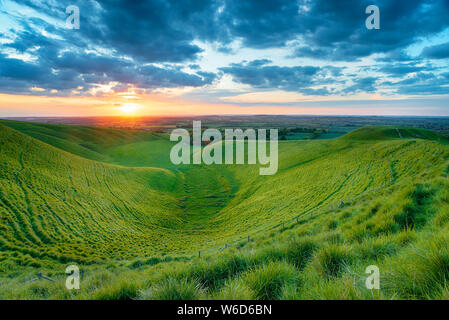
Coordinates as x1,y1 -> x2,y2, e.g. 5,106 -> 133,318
242,261 -> 299,300
312,245 -> 353,279
394,184 -> 434,230
91,279 -> 139,300
139,278 -> 204,300
354,236 -> 398,261
279,283 -> 302,300
171,252 -> 253,290
384,232 -> 449,299
284,238 -> 318,269
213,280 -> 254,300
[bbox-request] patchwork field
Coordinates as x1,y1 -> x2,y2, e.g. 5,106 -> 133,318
1,120 -> 449,299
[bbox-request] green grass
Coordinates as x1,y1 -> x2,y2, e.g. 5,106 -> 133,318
241,261 -> 299,299
0,121 -> 449,299
139,278 -> 205,300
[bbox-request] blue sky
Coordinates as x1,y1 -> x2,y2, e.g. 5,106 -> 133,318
0,0 -> 449,116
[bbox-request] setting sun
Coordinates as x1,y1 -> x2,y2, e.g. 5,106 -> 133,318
117,103 -> 142,114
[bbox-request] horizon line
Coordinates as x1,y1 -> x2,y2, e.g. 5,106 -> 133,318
2,114 -> 449,119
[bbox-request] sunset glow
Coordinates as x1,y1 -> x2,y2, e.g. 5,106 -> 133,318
117,103 -> 142,114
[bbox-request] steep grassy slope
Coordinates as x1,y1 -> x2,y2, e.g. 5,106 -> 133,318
0,123 -> 242,264
341,125 -> 449,143
0,120 -> 166,163
0,122 -> 449,299
0,124 -> 191,264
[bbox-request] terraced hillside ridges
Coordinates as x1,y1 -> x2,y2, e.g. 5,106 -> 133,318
0,122 -> 448,268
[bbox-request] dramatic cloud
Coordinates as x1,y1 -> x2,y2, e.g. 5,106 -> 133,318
17,0 -> 218,63
421,42 -> 449,60
394,72 -> 449,95
343,77 -> 378,94
378,63 -> 428,77
292,0 -> 449,61
215,0 -> 303,48
220,60 -> 321,92
0,0 -> 448,99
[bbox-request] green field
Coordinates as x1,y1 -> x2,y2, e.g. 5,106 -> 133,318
1,120 -> 449,299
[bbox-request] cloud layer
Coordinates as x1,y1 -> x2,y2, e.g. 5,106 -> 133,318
0,0 -> 448,100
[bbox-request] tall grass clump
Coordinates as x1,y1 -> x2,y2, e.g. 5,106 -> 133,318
212,280 -> 255,300
139,277 -> 204,300
384,232 -> 449,299
91,279 -> 140,300
394,184 -> 434,230
312,244 -> 354,279
242,261 -> 299,300
170,252 -> 253,290
284,238 -> 318,269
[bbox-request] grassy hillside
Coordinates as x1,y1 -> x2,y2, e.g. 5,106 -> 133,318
0,122 -> 449,299
341,125 -> 449,143
0,120 -> 168,163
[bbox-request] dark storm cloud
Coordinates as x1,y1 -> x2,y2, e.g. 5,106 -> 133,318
376,50 -> 417,63
19,0 -> 448,60
0,36 -> 216,96
421,42 -> 449,60
136,66 -> 216,88
293,0 -> 449,61
342,77 -> 378,94
378,63 -> 428,77
0,0 -> 221,95
219,61 -> 350,94
1,0 -> 449,96
0,53 -> 86,95
0,53 -> 42,81
19,0 -> 221,63
220,60 -> 321,92
215,0 -> 303,48
0,12 -> 216,95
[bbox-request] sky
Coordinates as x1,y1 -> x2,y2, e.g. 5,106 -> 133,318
0,0 -> 449,117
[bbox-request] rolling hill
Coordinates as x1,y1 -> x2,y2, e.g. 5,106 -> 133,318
0,120 -> 449,299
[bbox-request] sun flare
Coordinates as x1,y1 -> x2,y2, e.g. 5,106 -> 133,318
117,103 -> 142,114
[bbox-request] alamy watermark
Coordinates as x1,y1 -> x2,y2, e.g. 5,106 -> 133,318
66,5 -> 80,29
365,265 -> 380,290
365,5 -> 380,29
65,264 -> 80,290
64,5 -> 378,31
170,121 -> 278,175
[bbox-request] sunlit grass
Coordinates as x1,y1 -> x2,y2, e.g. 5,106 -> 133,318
0,121 -> 448,299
